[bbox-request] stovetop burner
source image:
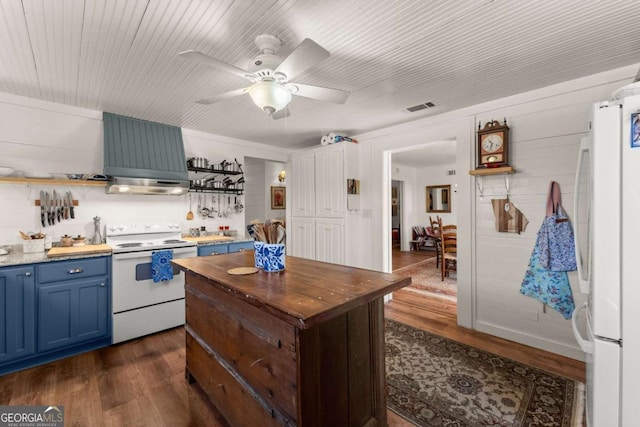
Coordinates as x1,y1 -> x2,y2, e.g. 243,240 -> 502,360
106,223 -> 197,253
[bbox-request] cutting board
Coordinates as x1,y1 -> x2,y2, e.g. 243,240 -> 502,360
183,235 -> 234,243
47,244 -> 112,258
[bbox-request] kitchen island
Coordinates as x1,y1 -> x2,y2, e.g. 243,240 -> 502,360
172,251 -> 411,427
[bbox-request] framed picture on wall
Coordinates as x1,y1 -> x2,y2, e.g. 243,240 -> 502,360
271,186 -> 286,209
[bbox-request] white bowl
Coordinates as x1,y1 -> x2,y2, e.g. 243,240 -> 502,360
0,166 -> 15,176
23,171 -> 53,179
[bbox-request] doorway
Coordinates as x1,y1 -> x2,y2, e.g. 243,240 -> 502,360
388,141 -> 458,311
391,180 -> 402,248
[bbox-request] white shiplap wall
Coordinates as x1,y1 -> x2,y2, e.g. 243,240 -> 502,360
0,92 -> 290,244
353,64 -> 637,360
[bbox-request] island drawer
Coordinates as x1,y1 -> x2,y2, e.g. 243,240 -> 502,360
37,257 -> 109,284
187,334 -> 283,427
186,281 -> 297,419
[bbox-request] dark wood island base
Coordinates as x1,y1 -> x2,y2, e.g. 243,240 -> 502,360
173,252 -> 410,427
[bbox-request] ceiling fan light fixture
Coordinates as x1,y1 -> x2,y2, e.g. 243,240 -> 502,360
248,82 -> 292,114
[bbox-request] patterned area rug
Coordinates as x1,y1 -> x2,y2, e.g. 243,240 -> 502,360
394,257 -> 457,300
385,319 -> 584,426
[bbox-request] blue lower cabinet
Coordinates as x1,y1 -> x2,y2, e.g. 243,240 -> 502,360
198,243 -> 229,256
198,241 -> 254,256
0,266 -> 36,364
38,277 -> 109,352
228,241 -> 254,252
0,257 -> 111,376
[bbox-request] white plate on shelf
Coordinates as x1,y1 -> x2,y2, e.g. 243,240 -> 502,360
0,166 -> 15,176
24,171 -> 53,179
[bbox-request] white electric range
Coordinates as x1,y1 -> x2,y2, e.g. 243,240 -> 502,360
106,223 -> 197,343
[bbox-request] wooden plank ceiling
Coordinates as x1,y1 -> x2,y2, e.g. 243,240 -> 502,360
0,0 -> 638,149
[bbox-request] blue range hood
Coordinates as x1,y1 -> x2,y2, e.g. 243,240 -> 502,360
103,113 -> 189,195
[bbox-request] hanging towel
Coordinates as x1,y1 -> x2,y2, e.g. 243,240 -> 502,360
520,182 -> 575,319
538,182 -> 577,271
520,236 -> 575,319
151,250 -> 174,283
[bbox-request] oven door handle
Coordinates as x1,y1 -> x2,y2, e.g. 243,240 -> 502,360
112,246 -> 197,260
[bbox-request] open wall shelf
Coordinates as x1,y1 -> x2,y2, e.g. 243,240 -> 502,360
468,166 -> 515,176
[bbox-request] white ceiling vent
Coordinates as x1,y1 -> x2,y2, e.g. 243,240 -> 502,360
405,102 -> 435,113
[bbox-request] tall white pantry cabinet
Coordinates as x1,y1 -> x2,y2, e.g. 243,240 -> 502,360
290,143 -> 358,265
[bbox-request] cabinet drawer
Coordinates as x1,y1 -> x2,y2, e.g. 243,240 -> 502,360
187,334 -> 282,427
38,257 -> 109,284
197,244 -> 229,256
228,241 -> 254,253
186,280 -> 297,420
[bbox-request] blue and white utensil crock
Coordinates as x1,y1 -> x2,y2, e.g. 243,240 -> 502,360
260,243 -> 286,272
254,241 -> 265,268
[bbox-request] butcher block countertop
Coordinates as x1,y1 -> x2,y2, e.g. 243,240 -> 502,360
46,244 -> 112,258
182,235 -> 234,243
172,251 -> 411,329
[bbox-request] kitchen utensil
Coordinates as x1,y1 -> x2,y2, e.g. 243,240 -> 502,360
226,196 -> 233,216
234,158 -> 243,173
63,194 -> 69,219
19,230 -> 31,240
67,191 -> 75,219
208,195 -> 217,218
45,191 -> 52,225
186,194 -> 194,220
40,190 -> 46,227
218,196 -> 222,217
199,194 -> 210,218
53,190 -> 59,223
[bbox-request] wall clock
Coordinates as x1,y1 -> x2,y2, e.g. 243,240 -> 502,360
477,119 -> 510,168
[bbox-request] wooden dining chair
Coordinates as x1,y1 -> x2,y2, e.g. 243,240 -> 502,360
438,219 -> 457,280
429,216 -> 442,267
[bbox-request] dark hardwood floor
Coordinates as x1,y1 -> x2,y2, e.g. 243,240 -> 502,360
0,249 -> 585,426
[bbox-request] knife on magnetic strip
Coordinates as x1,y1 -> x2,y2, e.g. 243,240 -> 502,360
67,191 -> 75,219
40,190 -> 46,227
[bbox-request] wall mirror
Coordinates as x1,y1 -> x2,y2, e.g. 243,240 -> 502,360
426,184 -> 451,213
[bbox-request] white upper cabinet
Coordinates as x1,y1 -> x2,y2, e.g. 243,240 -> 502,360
292,144 -> 346,218
291,152 -> 316,217
315,147 -> 345,217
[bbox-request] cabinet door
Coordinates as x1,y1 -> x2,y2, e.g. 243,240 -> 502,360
290,218 -> 316,260
0,266 -> 35,364
38,278 -> 109,352
315,147 -> 345,217
315,218 -> 345,265
198,244 -> 229,256
228,241 -> 254,253
291,153 -> 316,216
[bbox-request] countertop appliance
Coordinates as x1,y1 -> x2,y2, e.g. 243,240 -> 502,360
572,93 -> 640,426
107,223 -> 197,343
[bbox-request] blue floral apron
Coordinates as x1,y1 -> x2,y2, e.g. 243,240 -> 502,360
520,182 -> 575,319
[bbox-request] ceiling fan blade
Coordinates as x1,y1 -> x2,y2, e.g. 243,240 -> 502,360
179,50 -> 257,81
196,87 -> 249,105
291,83 -> 350,104
274,39 -> 330,81
271,107 -> 290,120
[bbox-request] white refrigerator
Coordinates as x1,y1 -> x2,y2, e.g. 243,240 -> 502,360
572,91 -> 640,427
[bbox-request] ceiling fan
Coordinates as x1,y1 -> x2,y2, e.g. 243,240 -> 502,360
179,35 -> 349,118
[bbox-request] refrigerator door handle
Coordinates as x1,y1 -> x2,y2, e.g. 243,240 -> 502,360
571,302 -> 593,353
573,137 -> 590,294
